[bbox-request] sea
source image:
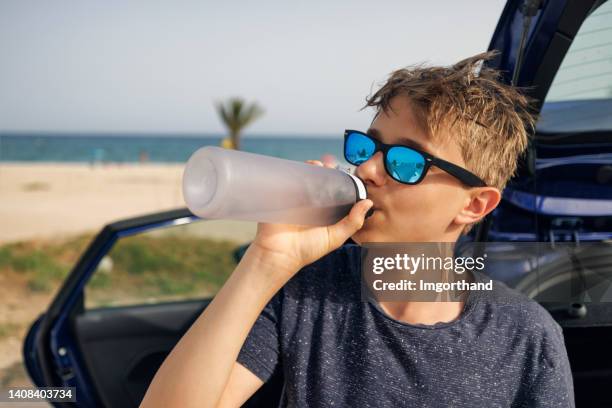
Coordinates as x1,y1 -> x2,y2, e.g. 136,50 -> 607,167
0,133 -> 347,164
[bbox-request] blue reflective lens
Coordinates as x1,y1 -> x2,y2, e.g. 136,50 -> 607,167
345,132 -> 376,165
387,146 -> 425,183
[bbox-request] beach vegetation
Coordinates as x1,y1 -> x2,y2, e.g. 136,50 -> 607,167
215,97 -> 264,150
0,233 -> 238,305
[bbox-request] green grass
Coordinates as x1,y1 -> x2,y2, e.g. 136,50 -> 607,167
0,233 -> 241,305
97,235 -> 239,300
0,243 -> 72,292
89,271 -> 111,289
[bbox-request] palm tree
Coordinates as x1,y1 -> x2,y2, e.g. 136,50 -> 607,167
215,98 -> 264,150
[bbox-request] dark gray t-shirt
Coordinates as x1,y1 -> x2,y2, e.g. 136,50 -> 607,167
237,242 -> 575,407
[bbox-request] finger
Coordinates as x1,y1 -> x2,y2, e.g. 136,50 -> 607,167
327,199 -> 373,248
305,160 -> 324,167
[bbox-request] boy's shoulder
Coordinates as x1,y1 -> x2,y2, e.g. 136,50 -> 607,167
484,274 -> 559,326
479,275 -> 567,359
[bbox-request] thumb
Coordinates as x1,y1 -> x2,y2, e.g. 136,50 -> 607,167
327,199 -> 373,248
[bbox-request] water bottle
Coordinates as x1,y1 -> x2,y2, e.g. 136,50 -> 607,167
182,146 -> 367,225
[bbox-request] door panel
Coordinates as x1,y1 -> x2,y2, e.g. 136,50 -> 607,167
73,300 -> 283,407
24,208 -> 283,407
74,301 -> 207,407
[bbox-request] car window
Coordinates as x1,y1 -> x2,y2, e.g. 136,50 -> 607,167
537,1 -> 612,133
84,219 -> 256,309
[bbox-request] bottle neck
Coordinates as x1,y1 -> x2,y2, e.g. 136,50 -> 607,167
346,172 -> 367,201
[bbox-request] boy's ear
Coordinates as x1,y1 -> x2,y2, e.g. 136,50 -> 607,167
454,187 -> 501,227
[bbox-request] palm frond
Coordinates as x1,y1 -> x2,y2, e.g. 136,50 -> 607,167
214,97 -> 265,150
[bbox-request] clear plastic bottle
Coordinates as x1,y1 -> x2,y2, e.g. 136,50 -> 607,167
182,146 -> 367,225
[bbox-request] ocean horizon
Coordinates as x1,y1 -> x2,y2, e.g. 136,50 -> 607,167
0,133 -> 346,164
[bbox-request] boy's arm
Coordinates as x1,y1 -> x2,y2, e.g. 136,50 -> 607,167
215,362 -> 265,407
139,244 -> 295,408
519,359 -> 575,408
140,159 -> 373,407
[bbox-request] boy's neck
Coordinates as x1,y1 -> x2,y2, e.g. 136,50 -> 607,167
378,300 -> 465,326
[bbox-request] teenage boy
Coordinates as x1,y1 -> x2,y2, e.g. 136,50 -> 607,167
142,51 -> 575,408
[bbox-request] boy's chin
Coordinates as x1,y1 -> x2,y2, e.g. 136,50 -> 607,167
352,225 -> 381,244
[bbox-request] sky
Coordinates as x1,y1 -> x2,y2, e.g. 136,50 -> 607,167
0,0 -> 507,136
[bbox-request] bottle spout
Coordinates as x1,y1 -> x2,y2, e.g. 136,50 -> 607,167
344,172 -> 367,201
336,165 -> 367,201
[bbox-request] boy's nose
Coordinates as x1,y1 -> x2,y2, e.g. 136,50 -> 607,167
355,151 -> 387,187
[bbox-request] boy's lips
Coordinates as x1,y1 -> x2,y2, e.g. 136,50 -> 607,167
365,205 -> 380,219
366,192 -> 382,216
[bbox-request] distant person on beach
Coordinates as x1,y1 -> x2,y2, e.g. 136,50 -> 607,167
142,52 -> 574,407
139,150 -> 150,163
90,148 -> 105,168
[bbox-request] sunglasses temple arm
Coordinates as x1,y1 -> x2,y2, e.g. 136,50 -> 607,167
430,158 -> 487,187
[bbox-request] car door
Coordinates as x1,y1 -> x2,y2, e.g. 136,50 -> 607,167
479,1 -> 612,407
23,208 -> 283,407
24,1 -> 611,407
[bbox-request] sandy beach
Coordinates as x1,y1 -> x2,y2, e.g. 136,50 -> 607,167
0,161 -> 258,396
0,162 -> 258,245
0,162 -> 186,243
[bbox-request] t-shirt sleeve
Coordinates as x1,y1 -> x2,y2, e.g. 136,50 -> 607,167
519,323 -> 575,408
236,289 -> 283,383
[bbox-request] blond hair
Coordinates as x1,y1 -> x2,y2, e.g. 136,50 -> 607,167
364,51 -> 538,234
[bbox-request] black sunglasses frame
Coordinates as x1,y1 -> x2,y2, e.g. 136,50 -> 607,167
343,129 -> 487,188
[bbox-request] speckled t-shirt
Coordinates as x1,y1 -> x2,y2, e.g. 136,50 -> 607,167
237,242 -> 575,407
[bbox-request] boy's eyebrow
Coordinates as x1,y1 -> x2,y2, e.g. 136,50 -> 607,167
366,127 -> 430,153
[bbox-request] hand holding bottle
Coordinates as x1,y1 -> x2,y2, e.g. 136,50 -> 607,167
247,160 -> 373,285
